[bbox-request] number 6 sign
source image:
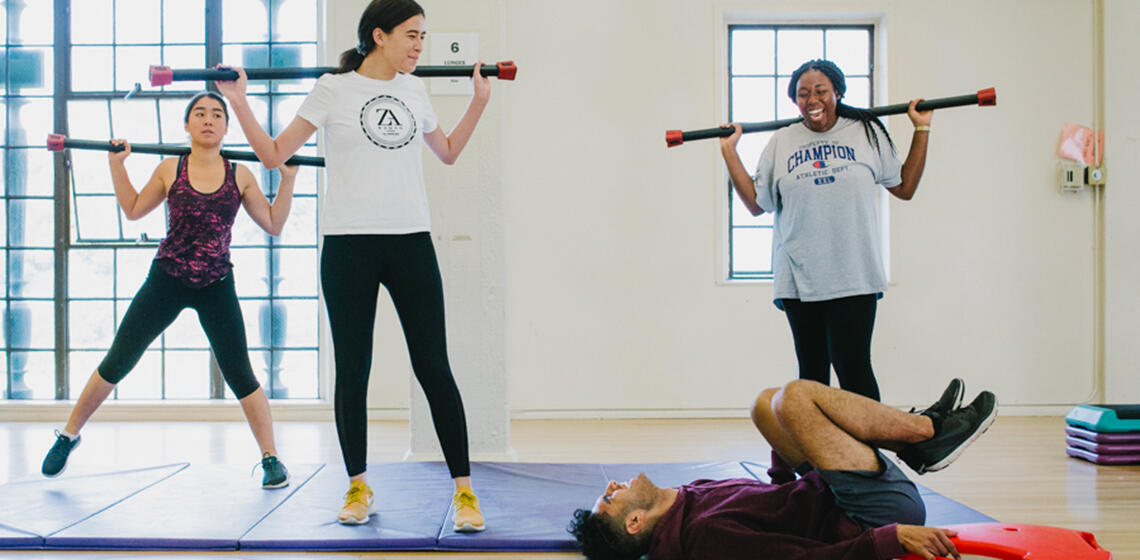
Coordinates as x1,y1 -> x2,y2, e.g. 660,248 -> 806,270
431,33 -> 479,95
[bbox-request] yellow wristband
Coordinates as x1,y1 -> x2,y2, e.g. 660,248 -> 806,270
915,125 -> 931,132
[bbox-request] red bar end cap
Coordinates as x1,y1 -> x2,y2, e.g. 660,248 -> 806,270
977,87 -> 996,106
497,61 -> 517,81
46,133 -> 66,151
665,130 -> 684,148
149,65 -> 173,87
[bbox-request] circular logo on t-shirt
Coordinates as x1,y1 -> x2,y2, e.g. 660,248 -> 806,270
359,94 -> 417,150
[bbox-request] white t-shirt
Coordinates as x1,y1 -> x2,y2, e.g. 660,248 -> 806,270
296,71 -> 439,235
753,117 -> 903,304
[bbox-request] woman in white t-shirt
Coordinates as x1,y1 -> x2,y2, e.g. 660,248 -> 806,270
216,0 -> 490,530
719,59 -> 933,480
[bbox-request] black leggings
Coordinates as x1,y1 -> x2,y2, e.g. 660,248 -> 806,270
98,261 -> 261,399
780,294 -> 880,401
321,233 -> 470,479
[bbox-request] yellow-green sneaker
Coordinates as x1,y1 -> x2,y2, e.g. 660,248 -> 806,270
452,486 -> 485,532
337,480 -> 374,525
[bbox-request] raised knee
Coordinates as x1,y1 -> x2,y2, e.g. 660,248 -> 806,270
772,379 -> 820,420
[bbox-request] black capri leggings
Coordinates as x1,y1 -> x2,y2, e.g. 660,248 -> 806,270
98,261 -> 261,399
321,233 -> 470,479
780,294 -> 880,401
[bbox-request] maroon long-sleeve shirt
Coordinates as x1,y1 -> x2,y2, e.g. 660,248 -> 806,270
648,473 -> 906,560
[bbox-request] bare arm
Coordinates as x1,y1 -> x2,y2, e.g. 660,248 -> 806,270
239,164 -> 297,236
423,62 -> 491,165
886,99 -> 933,201
719,124 -> 765,216
215,67 -> 317,168
109,140 -> 170,220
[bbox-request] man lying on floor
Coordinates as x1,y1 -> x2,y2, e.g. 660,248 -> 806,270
569,378 -> 995,560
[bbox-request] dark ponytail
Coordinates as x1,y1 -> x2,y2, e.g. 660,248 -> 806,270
788,59 -> 895,156
333,0 -> 425,74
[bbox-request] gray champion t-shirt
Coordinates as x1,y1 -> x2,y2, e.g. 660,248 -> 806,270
753,117 -> 902,304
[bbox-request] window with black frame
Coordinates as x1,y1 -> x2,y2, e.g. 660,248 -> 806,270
726,25 -> 873,280
3,0 -> 320,401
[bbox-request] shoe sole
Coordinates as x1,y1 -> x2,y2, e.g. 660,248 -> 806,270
42,437 -> 80,478
337,503 -> 376,525
262,474 -> 290,489
922,398 -> 998,473
454,521 -> 486,533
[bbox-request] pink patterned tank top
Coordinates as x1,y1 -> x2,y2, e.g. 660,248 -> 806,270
155,155 -> 242,288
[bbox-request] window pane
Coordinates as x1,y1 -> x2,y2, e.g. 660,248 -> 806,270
10,2 -> 52,44
8,299 -> 54,348
232,211 -> 269,246
730,77 -> 774,123
120,206 -> 166,244
277,247 -> 317,296
731,228 -> 774,274
159,45 -> 208,93
68,100 -> 112,140
165,311 -> 210,349
115,46 -> 162,93
9,351 -> 54,399
280,298 -> 317,347
163,0 -> 205,44
731,29 -> 774,75
776,76 -> 799,119
116,248 -> 155,298
272,94 -> 307,134
158,97 -> 195,143
8,200 -> 53,248
8,148 -> 54,196
223,0 -> 269,42
222,96 -> 268,146
776,29 -> 823,75
11,98 -> 53,146
844,76 -> 871,109
164,350 -> 210,398
8,48 -> 52,94
276,349 -> 318,398
71,0 -> 114,44
75,195 -> 123,240
290,155 -> 317,195
826,29 -> 870,76
69,351 -> 104,397
111,351 -> 161,398
270,44 -> 318,93
222,44 -> 269,94
69,150 -> 115,195
736,130 -> 771,172
275,0 -> 317,42
731,194 -> 771,227
232,248 -> 270,296
110,99 -> 161,143
115,0 -> 162,44
70,300 -> 116,349
69,249 -> 115,299
278,196 -> 316,245
71,46 -> 115,92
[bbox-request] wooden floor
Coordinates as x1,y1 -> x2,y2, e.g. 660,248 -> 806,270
1,415 -> 1137,559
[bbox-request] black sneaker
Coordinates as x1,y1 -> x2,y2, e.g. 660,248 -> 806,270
898,391 -> 997,474
42,430 -> 80,477
911,378 -> 964,418
259,455 -> 290,489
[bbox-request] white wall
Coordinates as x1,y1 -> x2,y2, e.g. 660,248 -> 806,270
323,0 -> 1136,418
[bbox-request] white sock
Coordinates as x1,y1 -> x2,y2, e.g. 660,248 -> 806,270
60,428 -> 78,441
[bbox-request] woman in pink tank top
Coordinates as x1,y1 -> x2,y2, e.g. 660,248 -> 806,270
41,92 -> 299,490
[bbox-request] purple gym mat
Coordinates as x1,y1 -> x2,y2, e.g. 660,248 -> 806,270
436,462 -> 606,551
45,463 -> 322,550
0,524 -> 42,550
0,463 -> 187,548
1065,425 -> 1140,443
240,461 -> 454,551
1066,436 -> 1140,454
1067,445 -> 1140,465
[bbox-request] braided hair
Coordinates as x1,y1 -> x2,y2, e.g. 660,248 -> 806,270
788,59 -> 895,156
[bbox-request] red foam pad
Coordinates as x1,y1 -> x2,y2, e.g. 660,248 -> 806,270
46,133 -> 66,151
900,523 -> 1111,560
977,87 -> 997,106
496,61 -> 517,81
149,65 -> 173,87
665,130 -> 684,147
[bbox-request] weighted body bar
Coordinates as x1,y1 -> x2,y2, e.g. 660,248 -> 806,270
665,87 -> 996,148
150,61 -> 518,87
47,134 -> 325,167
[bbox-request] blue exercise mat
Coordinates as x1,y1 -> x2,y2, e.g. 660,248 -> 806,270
240,461 -> 454,551
437,462 -> 606,551
45,463 -> 322,550
0,463 -> 187,548
1,461 -> 996,552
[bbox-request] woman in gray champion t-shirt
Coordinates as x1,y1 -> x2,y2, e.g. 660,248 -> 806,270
718,59 -> 932,478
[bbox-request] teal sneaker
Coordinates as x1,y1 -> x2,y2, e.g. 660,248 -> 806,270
259,455 -> 290,489
42,430 -> 80,477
